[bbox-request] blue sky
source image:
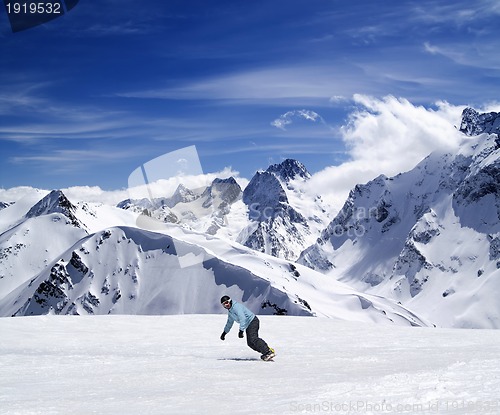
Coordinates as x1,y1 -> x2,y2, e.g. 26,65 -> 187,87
1,0 -> 500,191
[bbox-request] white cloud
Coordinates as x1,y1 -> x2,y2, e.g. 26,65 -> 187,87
0,186 -> 48,203
270,109 -> 325,130
329,95 -> 348,105
0,168 -> 245,207
308,95 -> 467,210
63,167 -> 245,206
62,186 -> 130,205
0,185 -> 128,206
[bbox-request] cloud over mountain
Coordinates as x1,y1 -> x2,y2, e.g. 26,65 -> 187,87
309,95 -> 467,209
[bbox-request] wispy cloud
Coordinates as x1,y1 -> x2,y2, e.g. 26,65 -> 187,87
201,141 -> 342,157
270,109 -> 327,131
412,0 -> 500,25
10,148 -> 139,164
424,41 -> 500,70
0,115 -> 150,146
0,79 -> 206,144
0,82 -> 54,115
82,19 -> 159,36
7,146 -> 149,178
117,65 -> 366,105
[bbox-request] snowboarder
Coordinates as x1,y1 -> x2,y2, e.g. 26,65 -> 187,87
219,295 -> 275,361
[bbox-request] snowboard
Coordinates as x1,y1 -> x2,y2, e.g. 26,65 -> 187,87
261,350 -> 276,362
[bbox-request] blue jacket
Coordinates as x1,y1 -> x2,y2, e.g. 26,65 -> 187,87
224,301 -> 255,333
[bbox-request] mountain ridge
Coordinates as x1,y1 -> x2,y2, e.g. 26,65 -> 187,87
0,224 -> 427,326
297,109 -> 500,328
1,108 -> 499,328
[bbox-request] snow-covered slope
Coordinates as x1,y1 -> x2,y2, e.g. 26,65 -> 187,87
299,108 -> 500,328
0,188 -> 49,233
0,189 -> 137,301
0,190 -> 88,298
0,214 -> 87,299
1,315 -> 499,415
0,224 -> 427,326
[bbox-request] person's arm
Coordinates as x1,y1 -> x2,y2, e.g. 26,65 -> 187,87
223,313 -> 235,334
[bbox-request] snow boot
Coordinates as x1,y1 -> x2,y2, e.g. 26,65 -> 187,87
261,347 -> 275,361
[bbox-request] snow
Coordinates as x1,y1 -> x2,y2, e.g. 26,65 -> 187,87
1,110 -> 499,332
1,315 -> 500,415
297,131 -> 500,328
0,214 -> 87,296
0,222 -> 428,328
0,189 -> 49,234
0,192 -> 138,302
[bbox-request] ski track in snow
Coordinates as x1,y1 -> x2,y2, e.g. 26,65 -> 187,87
1,315 -> 500,415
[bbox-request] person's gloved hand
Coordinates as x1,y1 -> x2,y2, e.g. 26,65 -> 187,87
220,332 -> 226,341
238,330 -> 244,338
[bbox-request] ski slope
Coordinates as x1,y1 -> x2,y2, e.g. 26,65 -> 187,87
1,315 -> 499,414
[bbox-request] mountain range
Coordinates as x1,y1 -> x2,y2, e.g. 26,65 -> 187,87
0,107 -> 499,328
300,107 -> 500,328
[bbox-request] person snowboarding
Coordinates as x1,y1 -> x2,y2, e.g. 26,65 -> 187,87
219,295 -> 276,361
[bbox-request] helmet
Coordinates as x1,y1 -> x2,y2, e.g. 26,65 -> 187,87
220,295 -> 231,304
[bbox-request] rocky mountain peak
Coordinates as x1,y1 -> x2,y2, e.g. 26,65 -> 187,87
202,177 -> 241,206
266,159 -> 311,182
239,167 -> 311,260
25,190 -> 82,228
170,184 -> 199,206
460,107 -> 500,137
0,201 -> 13,211
242,171 -> 288,218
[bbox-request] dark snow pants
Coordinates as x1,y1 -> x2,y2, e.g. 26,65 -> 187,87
245,316 -> 270,354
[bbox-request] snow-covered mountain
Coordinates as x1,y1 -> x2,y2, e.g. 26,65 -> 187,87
25,189 -> 84,229
236,159 -> 330,260
118,177 -> 244,236
459,107 -> 500,137
118,159 -> 331,261
0,189 -> 137,300
0,184 -> 425,325
0,220 -> 427,326
299,108 -> 500,328
0,190 -> 88,298
1,107 -> 499,328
